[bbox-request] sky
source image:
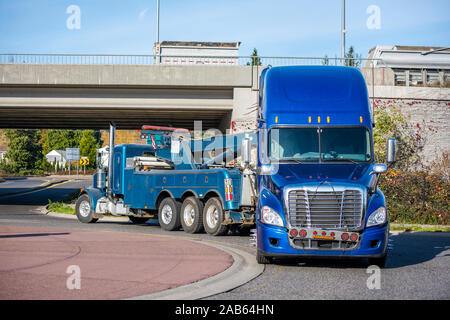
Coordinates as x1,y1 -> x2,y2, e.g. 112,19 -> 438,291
0,0 -> 449,58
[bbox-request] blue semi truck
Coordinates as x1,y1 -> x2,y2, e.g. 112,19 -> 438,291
76,65 -> 396,267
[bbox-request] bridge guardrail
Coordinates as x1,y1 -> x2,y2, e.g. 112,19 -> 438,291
0,53 -> 386,69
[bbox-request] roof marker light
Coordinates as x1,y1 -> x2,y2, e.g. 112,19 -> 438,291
360,116 -> 363,123
327,116 -> 330,123
308,116 -> 311,123
318,116 -> 321,123
275,116 -> 279,123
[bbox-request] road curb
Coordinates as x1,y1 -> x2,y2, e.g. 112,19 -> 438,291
40,206 -> 129,222
127,240 -> 264,300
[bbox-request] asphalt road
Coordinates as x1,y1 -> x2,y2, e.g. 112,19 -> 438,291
0,177 -> 49,196
0,177 -> 449,300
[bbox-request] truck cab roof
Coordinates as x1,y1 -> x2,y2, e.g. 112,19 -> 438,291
261,66 -> 372,128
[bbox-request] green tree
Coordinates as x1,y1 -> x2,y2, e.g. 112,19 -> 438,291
79,130 -> 99,168
42,129 -> 82,155
40,129 -> 85,172
344,46 -> 362,68
246,48 -> 262,66
3,129 -> 43,175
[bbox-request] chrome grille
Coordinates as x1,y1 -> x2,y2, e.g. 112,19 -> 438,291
287,189 -> 363,229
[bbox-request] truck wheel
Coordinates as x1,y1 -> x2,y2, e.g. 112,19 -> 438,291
181,197 -> 204,234
256,250 -> 272,264
203,197 -> 228,236
75,194 -> 98,224
158,197 -> 182,231
129,216 -> 149,224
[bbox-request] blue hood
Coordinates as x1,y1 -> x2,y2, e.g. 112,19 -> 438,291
270,163 -> 373,189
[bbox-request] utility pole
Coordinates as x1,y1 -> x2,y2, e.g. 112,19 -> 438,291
156,0 -> 160,44
341,0 -> 346,66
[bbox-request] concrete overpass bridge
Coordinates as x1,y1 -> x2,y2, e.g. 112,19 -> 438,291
0,54 -> 388,131
0,55 -> 265,131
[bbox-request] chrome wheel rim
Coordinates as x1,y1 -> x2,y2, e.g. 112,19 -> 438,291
206,206 -> 219,229
79,200 -> 91,217
161,204 -> 173,225
183,204 -> 195,227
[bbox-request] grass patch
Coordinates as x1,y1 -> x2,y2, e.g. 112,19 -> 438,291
47,199 -> 75,215
46,190 -> 81,215
390,224 -> 450,232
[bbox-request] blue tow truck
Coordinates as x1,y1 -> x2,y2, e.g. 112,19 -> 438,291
76,123 -> 257,236
76,65 -> 396,267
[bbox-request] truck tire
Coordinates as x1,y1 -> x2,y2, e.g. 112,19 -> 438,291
181,197 -> 204,234
158,197 -> 182,231
129,216 -> 149,224
203,197 -> 229,236
75,194 -> 98,224
256,250 -> 272,264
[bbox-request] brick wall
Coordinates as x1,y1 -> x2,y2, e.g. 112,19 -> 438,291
371,98 -> 449,167
0,130 -> 7,148
100,129 -> 143,147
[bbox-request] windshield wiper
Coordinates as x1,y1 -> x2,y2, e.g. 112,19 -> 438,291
322,158 -> 360,164
281,158 -> 320,164
286,159 -> 306,164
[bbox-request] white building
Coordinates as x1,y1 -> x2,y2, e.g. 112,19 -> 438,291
366,45 -> 450,86
45,150 -> 67,168
153,41 -> 241,65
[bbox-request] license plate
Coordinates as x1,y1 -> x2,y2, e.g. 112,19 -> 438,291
312,235 -> 335,240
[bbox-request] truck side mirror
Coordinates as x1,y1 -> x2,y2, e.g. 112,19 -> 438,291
386,138 -> 397,165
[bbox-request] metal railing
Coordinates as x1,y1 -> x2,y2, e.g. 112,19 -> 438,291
0,53 -> 386,69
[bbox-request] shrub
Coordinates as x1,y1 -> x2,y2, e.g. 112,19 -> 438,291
373,105 -> 448,225
379,170 -> 449,225
373,105 -> 425,171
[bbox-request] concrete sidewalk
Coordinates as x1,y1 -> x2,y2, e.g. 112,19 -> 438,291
0,225 -> 236,300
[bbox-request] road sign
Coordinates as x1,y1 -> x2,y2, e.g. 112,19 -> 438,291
66,148 -> 80,161
79,157 -> 89,166
66,148 -> 80,177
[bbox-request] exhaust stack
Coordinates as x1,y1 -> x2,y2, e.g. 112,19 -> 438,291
107,121 -> 116,197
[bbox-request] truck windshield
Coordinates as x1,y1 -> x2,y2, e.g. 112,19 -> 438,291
268,127 -> 372,163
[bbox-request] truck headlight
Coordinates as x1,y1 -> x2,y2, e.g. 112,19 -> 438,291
261,206 -> 284,227
367,207 -> 387,227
